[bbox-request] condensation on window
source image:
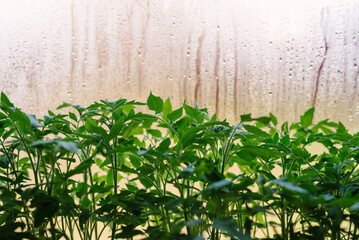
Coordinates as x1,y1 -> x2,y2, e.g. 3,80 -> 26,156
0,0 -> 358,130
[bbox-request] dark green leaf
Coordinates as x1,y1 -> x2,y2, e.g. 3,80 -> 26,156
147,92 -> 163,114
272,179 -> 308,194
68,112 -> 77,121
85,118 -> 107,137
270,112 -> 278,126
243,125 -> 271,138
107,118 -> 124,140
1,92 -> 14,107
65,159 -> 94,179
207,179 -> 232,190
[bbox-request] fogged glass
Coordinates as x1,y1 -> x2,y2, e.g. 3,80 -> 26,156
0,0 -> 358,130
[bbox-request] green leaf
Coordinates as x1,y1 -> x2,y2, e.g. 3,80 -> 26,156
31,193 -> 59,227
280,135 -> 290,146
107,118 -> 124,140
207,179 -> 232,190
243,125 -> 271,138
238,146 -> 281,160
2,128 -> 15,141
162,98 -> 172,121
146,129 -> 162,138
31,140 -> 55,149
0,157 -> 10,169
85,118 -> 107,137
270,112 -> 278,126
337,122 -> 347,133
8,109 -> 31,132
240,114 -> 252,122
68,112 -> 77,121
300,108 -> 315,128
167,107 -> 183,121
58,141 -> 79,153
147,92 -> 163,114
350,202 -> 359,211
25,114 -> 43,127
65,159 -> 94,179
114,225 -> 143,238
184,103 -> 203,122
272,179 -> 308,194
213,219 -> 250,240
158,138 -> 171,152
0,92 -> 14,107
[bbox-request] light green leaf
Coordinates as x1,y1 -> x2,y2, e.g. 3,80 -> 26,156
300,108 -> 315,128
162,98 -> 172,121
270,112 -> 278,126
58,141 -> 79,153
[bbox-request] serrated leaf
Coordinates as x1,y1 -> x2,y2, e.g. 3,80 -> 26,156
184,103 -> 203,122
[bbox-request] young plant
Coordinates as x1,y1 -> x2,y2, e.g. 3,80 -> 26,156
1,91 -> 359,240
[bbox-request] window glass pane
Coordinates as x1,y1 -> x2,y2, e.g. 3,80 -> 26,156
0,0 -> 358,130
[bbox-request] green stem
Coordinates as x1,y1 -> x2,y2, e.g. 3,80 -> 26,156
0,140 -> 18,178
345,161 -> 359,185
221,124 -> 241,174
112,137 -> 118,240
12,121 -> 39,185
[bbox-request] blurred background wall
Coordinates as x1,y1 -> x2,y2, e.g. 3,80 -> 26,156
0,0 -> 359,130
